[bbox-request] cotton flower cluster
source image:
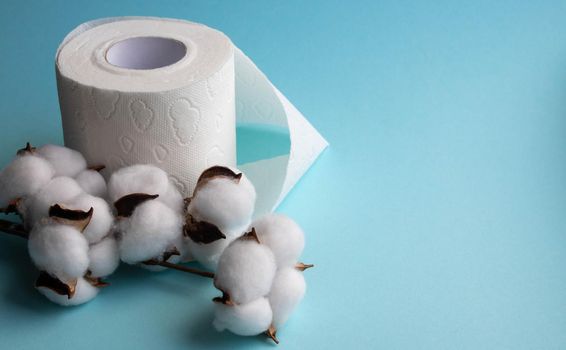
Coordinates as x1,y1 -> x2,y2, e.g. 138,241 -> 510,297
109,164 -> 188,268
212,214 -> 309,343
109,165 -> 256,271
0,143 -> 313,343
0,144 -> 118,306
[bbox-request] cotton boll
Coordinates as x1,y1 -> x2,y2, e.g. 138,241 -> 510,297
0,155 -> 55,208
75,169 -> 107,198
37,277 -> 99,306
187,224 -> 248,270
269,268 -> 306,328
214,239 -> 276,304
88,236 -> 120,278
188,172 -> 256,232
117,200 -> 183,264
28,222 -> 90,281
252,214 -> 305,268
66,193 -> 114,244
24,177 -> 84,226
36,144 -> 87,178
213,297 -> 273,336
187,239 -> 229,270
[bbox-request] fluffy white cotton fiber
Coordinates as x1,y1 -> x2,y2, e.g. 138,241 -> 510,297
66,193 -> 114,244
140,237 -> 184,272
28,222 -> 90,281
117,200 -> 183,264
213,297 -> 273,336
0,155 -> 55,208
160,183 -> 185,214
0,144 -> 313,323
214,239 -> 276,304
269,267 -> 306,328
186,239 -> 228,271
212,211 -> 310,339
185,224 -> 248,270
188,173 -> 256,232
108,164 -> 183,212
88,236 -> 120,278
108,164 -> 167,201
75,169 -> 107,198
24,176 -> 84,226
37,144 -> 87,178
37,277 -> 99,306
252,214 -> 305,268
172,235 -> 192,263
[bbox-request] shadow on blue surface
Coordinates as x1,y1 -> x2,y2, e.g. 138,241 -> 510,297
182,306 -> 275,347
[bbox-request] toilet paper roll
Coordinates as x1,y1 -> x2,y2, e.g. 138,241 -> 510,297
56,17 -> 327,216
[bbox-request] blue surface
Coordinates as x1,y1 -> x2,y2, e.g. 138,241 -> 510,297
1,0 -> 566,349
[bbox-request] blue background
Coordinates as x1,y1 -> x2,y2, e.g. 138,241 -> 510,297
1,0 -> 566,349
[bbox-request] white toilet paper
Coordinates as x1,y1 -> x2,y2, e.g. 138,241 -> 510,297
56,17 -> 327,216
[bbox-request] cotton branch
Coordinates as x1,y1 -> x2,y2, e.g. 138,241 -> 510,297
0,218 -> 214,278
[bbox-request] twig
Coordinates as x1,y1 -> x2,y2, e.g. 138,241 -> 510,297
144,259 -> 214,279
0,218 -> 214,279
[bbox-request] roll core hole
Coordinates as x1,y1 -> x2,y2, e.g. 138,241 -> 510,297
106,37 -> 187,70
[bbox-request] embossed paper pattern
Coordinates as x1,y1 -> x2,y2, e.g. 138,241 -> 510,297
56,17 -> 327,216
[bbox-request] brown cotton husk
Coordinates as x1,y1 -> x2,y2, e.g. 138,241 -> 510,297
0,198 -> 23,216
114,193 -> 159,218
87,164 -> 106,172
48,204 -> 93,232
212,291 -> 235,306
196,166 -> 242,187
35,271 -> 77,299
184,214 -> 226,244
161,246 -> 181,262
0,199 -> 25,227
240,227 -> 260,244
266,325 -> 279,344
295,262 -> 314,271
84,272 -> 110,288
16,142 -> 36,156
